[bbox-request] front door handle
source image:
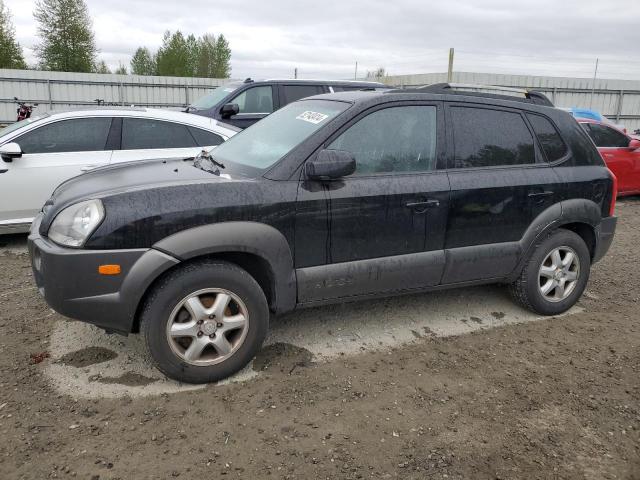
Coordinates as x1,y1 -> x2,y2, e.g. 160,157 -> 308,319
406,199 -> 440,213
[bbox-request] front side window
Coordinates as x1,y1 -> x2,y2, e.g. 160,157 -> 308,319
328,106 -> 437,174
212,99 -> 349,170
231,86 -> 274,114
281,85 -> 325,105
527,114 -> 567,162
122,118 -> 196,150
583,123 -> 629,148
17,118 -> 112,154
451,107 -> 535,168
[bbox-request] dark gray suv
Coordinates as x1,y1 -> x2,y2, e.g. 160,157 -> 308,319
187,78 -> 387,129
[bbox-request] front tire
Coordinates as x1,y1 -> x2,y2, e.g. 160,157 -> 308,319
509,229 -> 591,316
140,260 -> 269,383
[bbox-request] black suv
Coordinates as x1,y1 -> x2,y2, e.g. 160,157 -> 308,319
187,78 -> 387,129
29,84 -> 617,383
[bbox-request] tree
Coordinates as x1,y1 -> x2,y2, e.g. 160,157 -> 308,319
34,0 -> 97,72
366,67 -> 386,79
195,33 -> 216,78
94,59 -> 110,74
212,34 -> 231,78
130,46 -> 155,75
114,62 -> 127,75
156,30 -> 192,77
0,0 -> 26,69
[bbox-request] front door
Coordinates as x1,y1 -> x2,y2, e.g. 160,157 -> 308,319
442,104 -> 564,283
0,117 -> 114,225
296,103 -> 450,303
222,85 -> 276,129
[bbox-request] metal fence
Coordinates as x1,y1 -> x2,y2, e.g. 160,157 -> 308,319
382,71 -> 640,131
0,69 -> 230,124
2,69 -> 639,131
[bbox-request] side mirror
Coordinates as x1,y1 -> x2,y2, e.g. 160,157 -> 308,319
220,103 -> 240,118
306,149 -> 356,180
628,139 -> 640,151
0,142 -> 22,162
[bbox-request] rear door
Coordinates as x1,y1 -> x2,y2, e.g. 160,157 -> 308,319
581,122 -> 640,193
110,118 -> 222,164
0,117 -> 114,224
442,104 -> 563,283
296,102 -> 450,302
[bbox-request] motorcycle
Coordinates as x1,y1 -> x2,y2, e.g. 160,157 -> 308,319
15,97 -> 37,121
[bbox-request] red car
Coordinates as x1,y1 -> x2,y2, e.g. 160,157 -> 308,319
579,118 -> 640,196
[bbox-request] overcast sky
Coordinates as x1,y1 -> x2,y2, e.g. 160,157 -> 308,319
5,0 -> 640,80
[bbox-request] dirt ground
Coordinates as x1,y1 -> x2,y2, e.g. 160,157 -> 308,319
1,200 -> 639,480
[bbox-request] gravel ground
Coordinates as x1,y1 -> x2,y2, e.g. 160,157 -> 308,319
0,200 -> 639,480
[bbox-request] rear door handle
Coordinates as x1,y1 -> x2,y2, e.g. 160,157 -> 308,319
406,199 -> 440,213
80,165 -> 104,172
528,191 -> 554,199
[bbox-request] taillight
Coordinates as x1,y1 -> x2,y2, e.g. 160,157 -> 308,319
607,168 -> 618,216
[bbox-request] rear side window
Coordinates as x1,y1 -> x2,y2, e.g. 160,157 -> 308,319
582,123 -> 629,148
188,127 -> 224,147
122,119 -> 196,150
281,85 -> 325,105
451,107 -> 535,168
328,105 -> 437,174
527,114 -> 567,162
17,118 -> 112,154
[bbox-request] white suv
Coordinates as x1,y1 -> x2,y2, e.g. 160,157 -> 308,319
0,108 -> 238,234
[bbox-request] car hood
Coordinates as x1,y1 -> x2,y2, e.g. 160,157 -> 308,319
41,158 -> 240,233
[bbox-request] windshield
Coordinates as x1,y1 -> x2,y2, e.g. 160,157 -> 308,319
212,99 -> 350,171
0,115 -> 47,138
190,83 -> 241,110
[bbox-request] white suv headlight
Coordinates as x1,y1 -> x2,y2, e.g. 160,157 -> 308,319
48,199 -> 105,247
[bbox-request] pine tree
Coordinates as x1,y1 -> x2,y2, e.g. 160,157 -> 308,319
34,0 -> 97,72
114,62 -> 127,75
0,0 -> 27,69
156,31 -> 192,77
195,34 -> 216,78
130,47 -> 156,75
94,59 -> 110,74
212,34 -> 231,78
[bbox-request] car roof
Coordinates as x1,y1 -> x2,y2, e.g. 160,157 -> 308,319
1,107 -> 238,140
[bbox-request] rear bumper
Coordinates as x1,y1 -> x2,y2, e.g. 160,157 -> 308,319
593,216 -> 617,264
29,215 -> 179,334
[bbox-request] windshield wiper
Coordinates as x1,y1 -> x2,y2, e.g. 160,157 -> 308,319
188,149 -> 225,175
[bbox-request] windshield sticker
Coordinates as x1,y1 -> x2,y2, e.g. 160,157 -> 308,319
296,111 -> 329,124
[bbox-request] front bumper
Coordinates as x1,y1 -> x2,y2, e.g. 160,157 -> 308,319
592,216 -> 617,264
29,215 -> 179,334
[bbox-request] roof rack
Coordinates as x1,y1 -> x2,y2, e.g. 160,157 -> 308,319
392,83 -> 554,107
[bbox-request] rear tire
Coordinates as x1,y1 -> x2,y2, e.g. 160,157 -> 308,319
140,260 -> 269,384
509,229 -> 590,316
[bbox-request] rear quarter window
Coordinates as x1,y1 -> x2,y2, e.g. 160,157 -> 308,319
527,114 -> 567,162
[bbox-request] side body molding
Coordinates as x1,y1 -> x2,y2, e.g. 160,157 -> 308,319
153,222 -> 297,313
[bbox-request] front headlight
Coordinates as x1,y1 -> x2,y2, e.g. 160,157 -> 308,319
48,199 -> 105,248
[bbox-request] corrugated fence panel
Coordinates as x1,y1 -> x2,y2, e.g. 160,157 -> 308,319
383,71 -> 640,131
0,69 -> 230,124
